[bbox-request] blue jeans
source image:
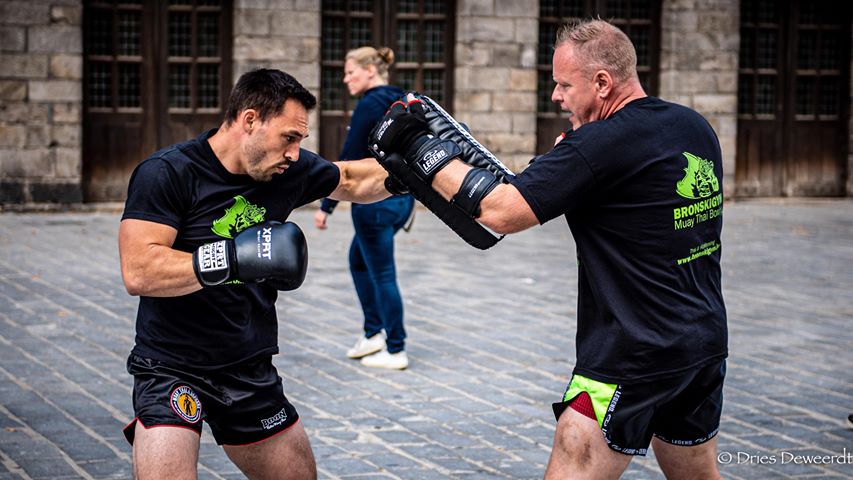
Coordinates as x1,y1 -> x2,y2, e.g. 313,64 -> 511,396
349,195 -> 414,354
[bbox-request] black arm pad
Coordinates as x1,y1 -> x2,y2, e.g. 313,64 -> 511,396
382,153 -> 502,249
405,136 -> 461,183
417,95 -> 515,182
452,167 -> 500,218
370,93 -> 515,249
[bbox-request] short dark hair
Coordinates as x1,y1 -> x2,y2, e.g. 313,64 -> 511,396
223,69 -> 317,125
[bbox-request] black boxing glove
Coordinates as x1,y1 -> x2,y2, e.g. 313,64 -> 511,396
368,99 -> 431,162
370,93 -> 515,249
193,221 -> 308,290
370,98 -> 461,184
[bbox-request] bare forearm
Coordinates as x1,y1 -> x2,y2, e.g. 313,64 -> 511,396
431,160 -> 468,200
329,158 -> 391,203
432,160 -> 539,234
121,245 -> 201,297
119,219 -> 202,297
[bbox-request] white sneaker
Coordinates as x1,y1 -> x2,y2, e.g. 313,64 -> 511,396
361,350 -> 408,370
346,333 -> 385,359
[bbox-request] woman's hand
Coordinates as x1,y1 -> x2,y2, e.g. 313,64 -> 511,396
314,210 -> 329,230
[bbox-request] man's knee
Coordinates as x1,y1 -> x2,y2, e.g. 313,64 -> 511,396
554,412 -> 594,461
652,436 -> 722,480
546,409 -> 631,479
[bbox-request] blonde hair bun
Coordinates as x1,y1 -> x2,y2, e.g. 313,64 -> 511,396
376,47 -> 395,66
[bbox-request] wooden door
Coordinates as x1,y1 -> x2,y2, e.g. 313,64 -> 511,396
536,0 -> 661,155
319,0 -> 456,160
82,1 -> 232,202
736,0 -> 850,196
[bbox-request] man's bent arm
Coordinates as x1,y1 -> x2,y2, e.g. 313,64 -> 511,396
432,160 -> 539,234
119,219 -> 202,297
329,158 -> 391,204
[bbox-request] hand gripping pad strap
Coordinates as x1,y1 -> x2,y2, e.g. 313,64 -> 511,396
382,153 -> 501,250
414,94 -> 515,181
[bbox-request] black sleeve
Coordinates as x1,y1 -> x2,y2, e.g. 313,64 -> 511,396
121,156 -> 193,228
295,149 -> 341,207
319,197 -> 338,213
509,140 -> 596,224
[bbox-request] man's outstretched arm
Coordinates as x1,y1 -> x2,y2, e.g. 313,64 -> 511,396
328,158 -> 392,204
430,160 -> 539,235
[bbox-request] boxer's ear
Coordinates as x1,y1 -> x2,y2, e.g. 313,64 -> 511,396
593,70 -> 612,98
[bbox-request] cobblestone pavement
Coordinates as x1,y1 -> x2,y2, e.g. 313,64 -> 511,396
0,199 -> 851,479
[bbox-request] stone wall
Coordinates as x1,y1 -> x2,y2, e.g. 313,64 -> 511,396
0,0 -> 848,207
453,0 -> 539,171
659,0 -> 740,197
0,1 -> 83,205
233,0 -> 321,152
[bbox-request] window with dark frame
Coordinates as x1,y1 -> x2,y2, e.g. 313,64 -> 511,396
735,0 -> 850,197
739,1 -> 844,121
166,2 -> 225,112
84,1 -> 226,114
737,0 -> 781,119
319,0 -> 455,159
85,2 -> 144,112
82,1 -> 232,202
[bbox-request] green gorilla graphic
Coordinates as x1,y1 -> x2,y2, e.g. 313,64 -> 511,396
676,152 -> 720,200
211,195 -> 266,239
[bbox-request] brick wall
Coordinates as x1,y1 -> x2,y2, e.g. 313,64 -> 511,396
0,1 -> 83,206
453,0 -> 539,171
659,0 -> 740,197
232,0 -> 321,153
0,0 -> 847,207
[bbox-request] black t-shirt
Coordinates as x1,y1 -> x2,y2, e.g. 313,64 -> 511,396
122,129 -> 340,369
511,97 -> 727,384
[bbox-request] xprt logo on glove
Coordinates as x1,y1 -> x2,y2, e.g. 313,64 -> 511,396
259,227 -> 273,259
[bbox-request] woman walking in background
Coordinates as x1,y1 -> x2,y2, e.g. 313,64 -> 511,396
314,46 -> 414,370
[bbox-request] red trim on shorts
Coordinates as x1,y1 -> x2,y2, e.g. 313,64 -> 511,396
222,418 -> 302,447
123,417 -> 138,434
569,391 -> 596,421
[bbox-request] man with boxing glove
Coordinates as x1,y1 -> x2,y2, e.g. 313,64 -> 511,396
370,19 -> 728,480
118,68 -> 391,479
192,220 -> 308,290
